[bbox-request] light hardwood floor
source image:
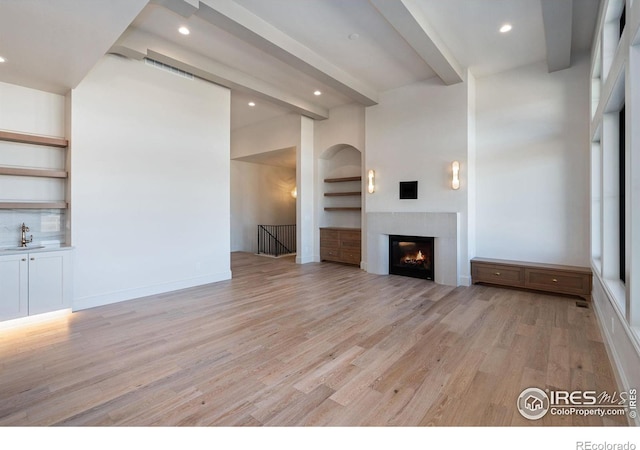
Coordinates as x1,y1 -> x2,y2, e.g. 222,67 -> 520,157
0,252 -> 627,426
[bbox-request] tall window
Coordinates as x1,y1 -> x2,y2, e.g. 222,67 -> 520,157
619,106 -> 625,283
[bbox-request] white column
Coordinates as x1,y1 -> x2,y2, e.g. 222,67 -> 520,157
465,70 -> 476,286
601,112 -> 620,282
627,44 -> 640,326
296,116 -> 315,264
590,141 -> 602,272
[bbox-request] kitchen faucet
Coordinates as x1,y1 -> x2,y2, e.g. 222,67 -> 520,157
20,223 -> 33,247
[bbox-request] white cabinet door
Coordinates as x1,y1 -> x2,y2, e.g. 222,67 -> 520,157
28,250 -> 72,316
0,254 -> 28,321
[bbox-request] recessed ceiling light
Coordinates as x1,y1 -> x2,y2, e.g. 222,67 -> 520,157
314,90 -> 322,96
348,33 -> 360,40
248,102 -> 256,107
178,26 -> 190,35
500,24 -> 512,33
0,56 -> 5,63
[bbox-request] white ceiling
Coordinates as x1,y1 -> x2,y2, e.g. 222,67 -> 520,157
0,0 -> 148,94
0,0 -> 600,134
415,0 -> 549,78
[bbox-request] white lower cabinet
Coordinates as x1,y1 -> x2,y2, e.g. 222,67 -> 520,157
0,254 -> 28,321
0,249 -> 72,321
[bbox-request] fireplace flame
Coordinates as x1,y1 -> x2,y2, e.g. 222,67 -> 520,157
402,250 -> 425,264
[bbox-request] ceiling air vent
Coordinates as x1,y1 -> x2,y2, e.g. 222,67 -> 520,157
144,58 -> 194,80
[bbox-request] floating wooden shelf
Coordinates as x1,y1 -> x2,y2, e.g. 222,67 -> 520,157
0,131 -> 70,211
324,191 -> 361,197
0,167 -> 67,178
324,176 -> 361,212
324,207 -> 362,211
0,130 -> 68,148
324,176 -> 361,183
0,201 -> 68,209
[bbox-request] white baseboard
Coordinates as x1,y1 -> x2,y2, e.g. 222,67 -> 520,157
296,255 -> 315,264
73,271 -> 232,311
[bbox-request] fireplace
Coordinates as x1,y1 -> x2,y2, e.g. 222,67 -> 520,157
389,235 -> 434,280
367,212 -> 457,286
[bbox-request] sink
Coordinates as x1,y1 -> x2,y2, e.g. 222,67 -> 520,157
3,245 -> 45,251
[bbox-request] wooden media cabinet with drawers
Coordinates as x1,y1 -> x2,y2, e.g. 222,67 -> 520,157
320,227 -> 361,266
471,257 -> 592,301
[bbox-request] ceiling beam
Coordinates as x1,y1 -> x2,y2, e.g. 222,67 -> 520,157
369,0 -> 464,85
541,0 -> 573,72
110,29 -> 329,120
634,1 -> 640,47
150,0 -> 198,17
193,0 -> 378,106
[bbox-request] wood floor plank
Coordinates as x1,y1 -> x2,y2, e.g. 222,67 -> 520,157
293,345 -> 365,394
0,252 -> 628,426
546,327 -> 571,390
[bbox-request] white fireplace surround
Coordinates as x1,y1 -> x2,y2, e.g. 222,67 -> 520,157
366,212 -> 460,286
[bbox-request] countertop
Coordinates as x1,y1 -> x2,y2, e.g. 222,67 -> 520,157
0,245 -> 74,256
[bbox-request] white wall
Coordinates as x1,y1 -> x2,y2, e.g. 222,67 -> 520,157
314,103 -> 365,156
365,78 -> 469,213
231,113 -> 300,159
0,81 -> 65,136
70,55 -> 231,310
592,275 -> 640,422
476,58 -> 591,266
230,160 -> 296,252
365,77 -> 471,283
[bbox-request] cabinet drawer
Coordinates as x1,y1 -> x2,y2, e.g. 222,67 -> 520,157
472,263 -> 525,287
320,229 -> 340,241
320,248 -> 340,261
340,238 -> 361,250
321,239 -> 339,249
525,269 -> 591,296
339,230 -> 360,241
320,228 -> 361,266
339,249 -> 361,265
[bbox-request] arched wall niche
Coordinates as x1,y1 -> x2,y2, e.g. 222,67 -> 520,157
318,143 -> 362,229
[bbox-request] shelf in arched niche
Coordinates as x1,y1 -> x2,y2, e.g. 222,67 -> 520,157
319,144 -> 362,222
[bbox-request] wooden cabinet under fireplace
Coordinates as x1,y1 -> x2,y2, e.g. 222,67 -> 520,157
320,227 -> 361,266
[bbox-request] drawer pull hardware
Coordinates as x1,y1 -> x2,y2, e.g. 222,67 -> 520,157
552,278 -> 558,283
21,258 -> 26,261
30,257 -> 35,261
494,272 -> 501,276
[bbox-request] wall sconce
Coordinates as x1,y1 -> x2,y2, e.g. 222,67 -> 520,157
367,169 -> 375,194
451,161 -> 460,190
291,186 -> 297,198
